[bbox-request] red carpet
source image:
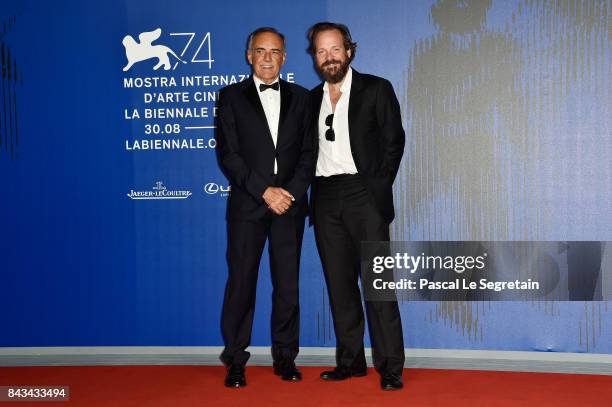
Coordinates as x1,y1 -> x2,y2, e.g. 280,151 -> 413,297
1,366 -> 610,406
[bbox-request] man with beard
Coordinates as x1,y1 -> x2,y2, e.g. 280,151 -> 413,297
216,27 -> 313,388
307,22 -> 406,390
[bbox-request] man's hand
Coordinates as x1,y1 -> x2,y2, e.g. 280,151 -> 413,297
262,187 -> 295,215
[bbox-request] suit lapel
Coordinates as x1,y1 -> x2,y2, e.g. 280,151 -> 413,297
244,79 -> 273,139
276,81 -> 292,146
311,84 -> 324,161
279,81 -> 292,129
347,69 -> 364,145
312,85 -> 324,138
312,85 -> 324,120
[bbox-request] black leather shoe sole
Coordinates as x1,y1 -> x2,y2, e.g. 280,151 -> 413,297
278,373 -> 303,381
380,376 -> 403,391
273,365 -> 302,381
224,380 -> 246,388
320,368 -> 367,381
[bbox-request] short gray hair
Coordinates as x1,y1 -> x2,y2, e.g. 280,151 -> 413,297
247,27 -> 286,50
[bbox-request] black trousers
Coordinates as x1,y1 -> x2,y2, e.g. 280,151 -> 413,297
314,174 -> 405,375
220,211 -> 305,366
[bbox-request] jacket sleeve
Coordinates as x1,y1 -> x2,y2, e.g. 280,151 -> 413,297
216,88 -> 268,203
284,93 -> 314,202
375,79 -> 405,181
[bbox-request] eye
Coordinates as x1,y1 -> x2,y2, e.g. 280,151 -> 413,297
272,50 -> 281,56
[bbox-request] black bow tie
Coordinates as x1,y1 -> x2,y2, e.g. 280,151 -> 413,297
259,82 -> 279,92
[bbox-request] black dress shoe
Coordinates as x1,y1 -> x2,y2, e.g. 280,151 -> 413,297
273,360 -> 302,381
380,373 -> 403,390
224,365 -> 246,388
320,366 -> 367,381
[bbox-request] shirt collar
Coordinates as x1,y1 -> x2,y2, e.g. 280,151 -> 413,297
253,75 -> 280,93
323,67 -> 352,93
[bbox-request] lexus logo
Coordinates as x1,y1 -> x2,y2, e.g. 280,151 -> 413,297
204,182 -> 230,196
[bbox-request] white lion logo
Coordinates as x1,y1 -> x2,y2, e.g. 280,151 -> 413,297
122,28 -> 186,71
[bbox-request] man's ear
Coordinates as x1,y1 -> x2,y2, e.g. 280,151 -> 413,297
347,49 -> 352,60
246,50 -> 253,65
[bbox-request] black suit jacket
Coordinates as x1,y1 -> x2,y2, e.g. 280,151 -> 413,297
216,78 -> 313,220
311,69 -> 405,222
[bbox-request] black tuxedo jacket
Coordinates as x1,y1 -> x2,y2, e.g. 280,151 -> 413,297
310,69 -> 405,222
216,78 -> 313,220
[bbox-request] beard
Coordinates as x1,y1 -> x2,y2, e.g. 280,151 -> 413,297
317,58 -> 350,84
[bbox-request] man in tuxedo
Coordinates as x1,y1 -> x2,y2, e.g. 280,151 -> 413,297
216,27 -> 313,388
307,22 -> 406,390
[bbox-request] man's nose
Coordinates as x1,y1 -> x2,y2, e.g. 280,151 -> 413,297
264,51 -> 272,61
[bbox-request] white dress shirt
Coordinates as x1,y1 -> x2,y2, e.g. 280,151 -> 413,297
316,67 -> 358,177
253,75 -> 281,174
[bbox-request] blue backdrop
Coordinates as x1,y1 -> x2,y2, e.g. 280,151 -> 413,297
1,0 -> 611,354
